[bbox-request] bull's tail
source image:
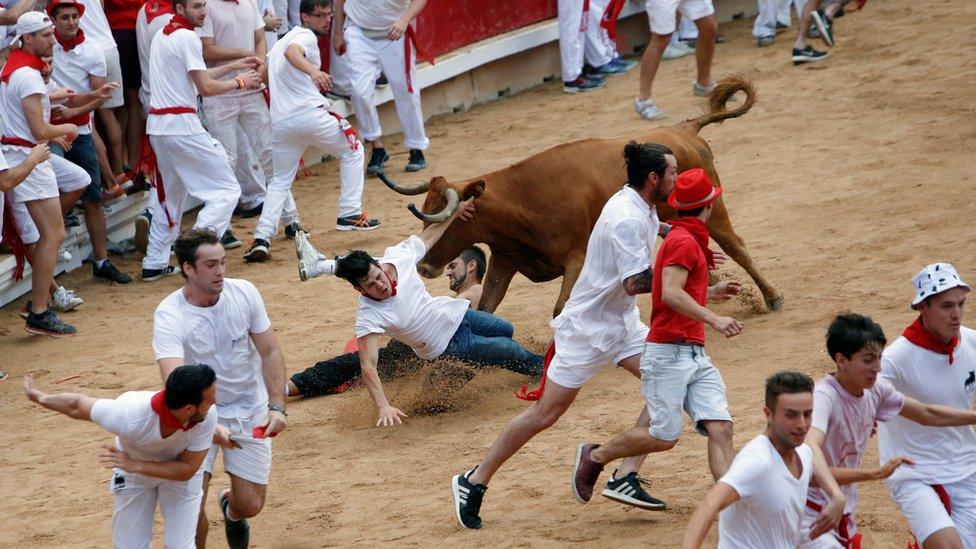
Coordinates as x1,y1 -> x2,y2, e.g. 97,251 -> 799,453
683,74 -> 757,134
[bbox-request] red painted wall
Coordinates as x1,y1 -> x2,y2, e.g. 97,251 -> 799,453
414,0 -> 558,59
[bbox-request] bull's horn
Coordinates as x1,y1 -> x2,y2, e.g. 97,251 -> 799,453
377,172 -> 429,195
408,188 -> 459,223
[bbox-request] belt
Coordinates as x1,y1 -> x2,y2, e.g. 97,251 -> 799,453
148,106 -> 197,115
1,136 -> 37,148
805,500 -> 860,549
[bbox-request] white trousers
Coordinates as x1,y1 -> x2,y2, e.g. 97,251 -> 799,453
585,0 -> 617,68
143,133 -> 241,270
329,22 -> 353,97
254,109 -> 365,240
110,468 -> 203,549
557,0 -> 586,82
753,0 -> 804,37
343,24 -> 429,150
203,92 -> 273,208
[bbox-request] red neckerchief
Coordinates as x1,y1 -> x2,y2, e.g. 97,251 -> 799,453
150,390 -> 198,431
668,217 -> 715,268
145,0 -> 175,24
903,316 -> 959,365
1,50 -> 47,84
55,28 -> 85,52
163,14 -> 194,35
385,270 -> 397,297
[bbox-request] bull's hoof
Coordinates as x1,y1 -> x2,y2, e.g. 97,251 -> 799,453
765,294 -> 785,312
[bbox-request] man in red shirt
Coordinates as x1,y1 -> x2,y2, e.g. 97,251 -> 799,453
571,168 -> 744,502
104,0 -> 145,170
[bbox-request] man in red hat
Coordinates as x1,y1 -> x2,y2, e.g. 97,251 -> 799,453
571,167 -> 744,501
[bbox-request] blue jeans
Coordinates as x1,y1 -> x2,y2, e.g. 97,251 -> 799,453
442,309 -> 543,376
51,133 -> 101,203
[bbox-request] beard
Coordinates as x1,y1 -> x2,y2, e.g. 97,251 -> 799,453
448,271 -> 466,292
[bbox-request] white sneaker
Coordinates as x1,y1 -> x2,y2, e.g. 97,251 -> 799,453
662,42 -> 694,60
57,246 -> 72,262
634,97 -> 666,120
295,231 -> 332,281
693,81 -> 716,97
52,286 -> 83,312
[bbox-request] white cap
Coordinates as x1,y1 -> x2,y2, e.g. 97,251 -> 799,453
911,262 -> 971,309
12,11 -> 53,46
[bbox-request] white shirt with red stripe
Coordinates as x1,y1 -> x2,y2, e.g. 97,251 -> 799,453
879,327 -> 976,485
146,27 -> 207,136
343,0 -> 410,31
52,39 -> 107,136
267,25 -> 324,122
0,67 -> 46,146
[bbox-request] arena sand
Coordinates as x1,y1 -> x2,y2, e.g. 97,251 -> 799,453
2,0 -> 975,545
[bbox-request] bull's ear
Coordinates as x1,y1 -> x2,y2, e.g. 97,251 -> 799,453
429,176 -> 448,192
461,179 -> 486,200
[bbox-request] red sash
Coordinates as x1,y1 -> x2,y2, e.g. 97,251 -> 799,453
514,340 -> 556,401
580,0 -> 589,32
805,500 -> 861,549
404,24 -> 433,94
130,107 -> 197,228
145,0 -> 175,24
2,193 -> 33,281
1,136 -> 37,148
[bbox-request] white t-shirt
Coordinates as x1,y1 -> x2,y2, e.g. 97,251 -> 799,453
52,39 -> 107,136
78,0 -> 118,50
879,327 -> 976,485
718,435 -> 813,549
267,25 -> 324,122
1,67 -> 47,146
153,279 -> 273,419
136,6 -> 173,106
550,186 -> 658,351
807,374 -> 904,515
196,0 -> 265,97
90,391 -> 217,463
355,236 -> 469,360
147,27 -> 207,136
343,0 -> 410,31
0,148 -> 8,244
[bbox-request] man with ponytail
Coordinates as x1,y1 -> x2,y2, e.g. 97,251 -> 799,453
450,141 -> 679,530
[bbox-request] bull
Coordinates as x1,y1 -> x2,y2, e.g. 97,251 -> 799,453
377,75 -> 783,317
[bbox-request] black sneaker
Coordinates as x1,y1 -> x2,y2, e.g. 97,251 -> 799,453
792,46 -> 829,64
452,469 -> 487,530
243,239 -> 270,262
25,308 -> 77,338
336,212 -> 380,232
134,209 -> 151,254
221,229 -> 242,250
142,265 -> 178,282
234,202 -> 264,218
283,222 -> 308,240
220,489 -> 250,549
64,213 -> 80,228
811,9 -> 834,47
405,149 -> 427,172
366,147 -> 389,175
601,470 -> 667,511
93,259 -> 133,284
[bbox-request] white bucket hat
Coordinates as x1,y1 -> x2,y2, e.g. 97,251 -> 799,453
911,262 -> 971,309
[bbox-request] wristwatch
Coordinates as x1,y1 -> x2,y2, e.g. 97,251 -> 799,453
268,404 -> 287,416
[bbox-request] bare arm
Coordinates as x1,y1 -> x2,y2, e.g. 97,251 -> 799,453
0,145 -> 50,192
419,199 -> 475,252
682,482 -> 740,548
23,375 -> 96,421
358,333 -> 407,426
806,443 -> 846,539
622,268 -> 652,296
157,357 -> 183,381
254,28 -> 267,61
388,0 -> 427,40
661,265 -> 742,338
251,328 -> 288,435
0,0 -> 36,25
200,37 -> 253,64
22,94 -> 77,141
900,396 -> 976,427
99,445 -> 208,482
805,427 -> 913,486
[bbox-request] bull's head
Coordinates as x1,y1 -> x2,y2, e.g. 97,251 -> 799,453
379,172 -> 486,278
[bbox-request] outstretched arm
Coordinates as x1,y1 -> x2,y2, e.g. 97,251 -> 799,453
419,199 -> 475,252
683,482 -> 740,548
900,396 -> 976,427
23,375 -> 96,421
358,333 -> 407,426
805,427 -> 913,485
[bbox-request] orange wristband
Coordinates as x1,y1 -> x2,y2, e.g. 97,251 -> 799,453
235,75 -> 246,89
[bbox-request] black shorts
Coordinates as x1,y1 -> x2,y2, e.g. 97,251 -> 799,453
111,29 -> 141,89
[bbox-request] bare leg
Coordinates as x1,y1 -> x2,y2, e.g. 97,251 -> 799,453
225,474 -> 266,520
794,0 -> 819,49
639,33 -> 671,101
123,89 -> 145,169
613,353 -> 651,476
369,138 -> 384,150
467,381 -> 580,486
923,527 -> 964,549
590,427 -> 677,465
98,108 -> 125,176
91,128 -> 117,188
703,420 -> 734,481
81,201 -> 109,261
24,198 -> 65,314
196,471 -> 212,549
59,188 -> 85,216
693,16 -> 717,87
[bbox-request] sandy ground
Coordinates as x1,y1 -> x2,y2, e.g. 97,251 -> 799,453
3,0 -> 976,546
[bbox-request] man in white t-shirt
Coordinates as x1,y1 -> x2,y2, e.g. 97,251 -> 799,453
153,227 -> 287,549
879,263 -> 976,549
333,0 -> 430,175
451,142 -> 678,529
683,371 -> 845,548
244,0 -> 378,262
23,364 -> 220,549
800,311 -> 976,548
140,0 -> 264,282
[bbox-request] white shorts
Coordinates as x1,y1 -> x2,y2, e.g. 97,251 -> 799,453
642,342 -> 731,441
110,467 -> 204,549
545,320 -> 649,389
889,472 -> 976,548
796,505 -> 851,548
11,200 -> 39,245
101,46 -> 125,109
3,147 -> 58,203
204,414 -> 273,485
645,0 -> 715,35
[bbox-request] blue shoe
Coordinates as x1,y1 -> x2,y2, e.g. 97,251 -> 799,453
609,56 -> 637,71
587,62 -> 629,76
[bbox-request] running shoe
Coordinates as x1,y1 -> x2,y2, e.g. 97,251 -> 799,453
571,443 -> 604,503
693,81 -> 717,97
609,56 -> 637,71
57,246 -> 72,262
336,212 -> 380,232
234,202 -> 264,218
602,470 -> 667,510
562,76 -> 605,94
634,97 -> 666,121
142,265 -> 178,282
662,41 -> 694,60
243,239 -> 271,263
52,286 -> 83,311
221,229 -> 242,250
451,468 -> 487,530
792,46 -> 829,65
134,209 -> 151,254
283,221 -> 308,240
295,231 -> 330,281
25,308 -> 77,337
366,147 -> 389,175
93,259 -> 133,284
586,61 -> 629,76
405,149 -> 427,172
757,35 -> 775,47
811,9 -> 834,47
220,489 -> 250,549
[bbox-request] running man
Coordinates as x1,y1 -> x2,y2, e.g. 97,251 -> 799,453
570,168 -> 742,505
450,142 -> 679,529
683,371 -> 845,548
878,263 -> 976,549
23,364 -> 219,549
153,228 -> 288,548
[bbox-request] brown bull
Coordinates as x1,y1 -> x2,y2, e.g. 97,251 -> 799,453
378,75 -> 783,317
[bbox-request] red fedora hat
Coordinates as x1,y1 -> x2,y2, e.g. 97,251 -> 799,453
667,168 -> 723,210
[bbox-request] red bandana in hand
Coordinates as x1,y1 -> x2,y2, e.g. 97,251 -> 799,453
668,217 -> 715,268
903,317 -> 959,365
145,0 -> 175,24
150,390 -> 198,431
0,50 -> 47,83
54,28 -> 85,52
163,14 -> 195,35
